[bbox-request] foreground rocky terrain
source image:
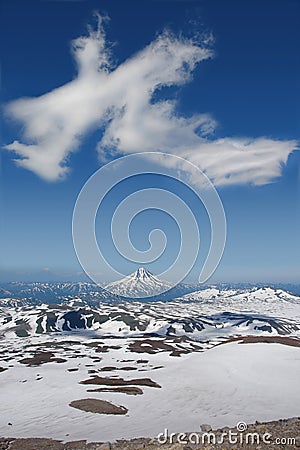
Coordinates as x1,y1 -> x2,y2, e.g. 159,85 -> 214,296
1,417 -> 300,449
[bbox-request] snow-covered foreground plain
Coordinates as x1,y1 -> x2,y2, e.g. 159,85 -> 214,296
0,286 -> 299,442
0,334 -> 300,442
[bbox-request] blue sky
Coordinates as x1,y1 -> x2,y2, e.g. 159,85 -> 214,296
1,0 -> 299,283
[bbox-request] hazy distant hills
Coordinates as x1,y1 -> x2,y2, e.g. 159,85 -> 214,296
0,281 -> 113,303
0,267 -> 299,304
0,267 -> 299,342
0,268 -> 192,303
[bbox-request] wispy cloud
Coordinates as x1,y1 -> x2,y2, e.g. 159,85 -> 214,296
4,13 -> 298,185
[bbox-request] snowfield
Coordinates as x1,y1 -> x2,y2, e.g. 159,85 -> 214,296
0,335 -> 299,442
0,283 -> 299,442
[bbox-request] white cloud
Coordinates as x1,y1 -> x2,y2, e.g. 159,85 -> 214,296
4,14 -> 298,185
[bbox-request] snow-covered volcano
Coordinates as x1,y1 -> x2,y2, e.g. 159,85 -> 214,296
105,267 -> 174,298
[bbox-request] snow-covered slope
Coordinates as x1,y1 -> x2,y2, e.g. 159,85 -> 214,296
0,336 -> 299,442
179,286 -> 300,303
105,267 -> 175,298
1,287 -> 299,343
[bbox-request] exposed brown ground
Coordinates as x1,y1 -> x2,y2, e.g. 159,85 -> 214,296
218,335 -> 300,347
19,352 -> 67,366
99,366 -> 138,372
86,386 -> 143,395
128,337 -> 202,357
69,399 -> 128,415
80,375 -> 161,388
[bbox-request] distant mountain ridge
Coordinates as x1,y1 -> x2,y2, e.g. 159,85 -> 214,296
0,286 -> 299,341
0,274 -> 299,303
0,268 -> 192,302
178,286 -> 300,303
0,281 -> 112,303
